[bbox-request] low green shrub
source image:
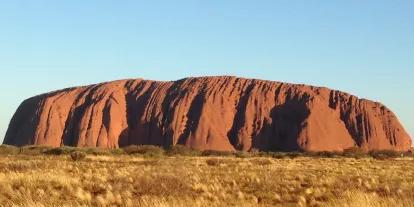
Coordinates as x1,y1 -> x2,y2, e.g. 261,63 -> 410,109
81,147 -> 111,155
5,144 -> 411,160
268,152 -> 290,159
165,145 -> 201,156
122,145 -> 164,157
0,145 -> 20,155
305,151 -> 342,158
234,151 -> 251,158
284,152 -> 302,159
43,146 -> 76,155
109,148 -> 125,155
369,150 -> 403,160
253,151 -> 303,159
251,151 -> 273,157
19,145 -> 53,155
201,150 -> 234,157
342,147 -> 367,159
78,147 -> 125,155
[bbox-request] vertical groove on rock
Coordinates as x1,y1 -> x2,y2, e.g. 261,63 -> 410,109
176,84 -> 206,147
227,80 -> 256,150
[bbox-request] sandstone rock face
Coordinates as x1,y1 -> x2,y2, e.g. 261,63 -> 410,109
4,76 -> 412,151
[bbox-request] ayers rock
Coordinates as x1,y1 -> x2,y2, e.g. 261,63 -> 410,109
3,76 -> 412,151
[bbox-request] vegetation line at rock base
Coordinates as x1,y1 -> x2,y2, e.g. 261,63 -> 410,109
0,144 -> 413,159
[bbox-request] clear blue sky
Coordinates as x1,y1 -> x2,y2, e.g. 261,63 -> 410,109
0,0 -> 413,143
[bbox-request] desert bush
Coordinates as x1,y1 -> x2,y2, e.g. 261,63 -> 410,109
201,150 -> 234,157
305,151 -> 342,158
0,145 -> 19,155
234,151 -> 251,158
252,151 -> 273,157
122,145 -> 164,157
165,145 -> 201,156
342,147 -> 367,158
109,148 -> 125,155
81,147 -> 104,155
70,151 -> 86,161
82,147 -> 125,155
369,150 -> 403,160
268,152 -> 290,159
206,158 -> 223,166
19,145 -> 53,155
43,146 -> 76,155
284,152 -> 302,159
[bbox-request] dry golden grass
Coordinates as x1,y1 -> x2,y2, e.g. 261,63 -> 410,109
0,154 -> 413,207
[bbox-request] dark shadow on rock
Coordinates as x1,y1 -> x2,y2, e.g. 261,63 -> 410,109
4,96 -> 44,146
251,93 -> 311,152
176,90 -> 206,146
227,82 -> 256,150
118,128 -> 130,147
